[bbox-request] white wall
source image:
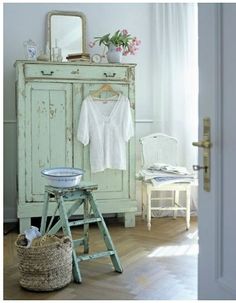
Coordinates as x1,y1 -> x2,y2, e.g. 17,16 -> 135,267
4,3 -> 154,221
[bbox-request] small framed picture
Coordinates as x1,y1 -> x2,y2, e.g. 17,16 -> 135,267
24,39 -> 37,60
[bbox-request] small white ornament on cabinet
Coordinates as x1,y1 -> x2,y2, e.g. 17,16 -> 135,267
91,54 -> 102,64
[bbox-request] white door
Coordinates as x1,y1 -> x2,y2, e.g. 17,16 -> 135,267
198,4 -> 236,299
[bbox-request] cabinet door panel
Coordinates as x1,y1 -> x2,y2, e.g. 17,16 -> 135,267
31,89 -> 50,196
74,83 -> 130,200
25,82 -> 72,201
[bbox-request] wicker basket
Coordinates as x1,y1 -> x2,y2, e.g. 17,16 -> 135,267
15,234 -> 73,291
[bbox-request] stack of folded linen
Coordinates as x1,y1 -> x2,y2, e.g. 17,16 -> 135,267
137,163 -> 195,185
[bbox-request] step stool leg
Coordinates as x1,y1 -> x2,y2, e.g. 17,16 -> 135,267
71,251 -> 82,283
40,190 -> 50,235
83,198 -> 89,254
88,192 -> 123,273
58,195 -> 82,283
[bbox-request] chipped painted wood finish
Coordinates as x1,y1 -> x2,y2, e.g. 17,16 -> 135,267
15,61 -> 137,233
25,82 -> 73,203
40,184 -> 123,283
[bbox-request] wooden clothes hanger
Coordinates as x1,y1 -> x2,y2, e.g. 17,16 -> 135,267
91,84 -> 120,99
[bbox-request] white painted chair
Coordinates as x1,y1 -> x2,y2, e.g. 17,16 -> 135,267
140,133 -> 192,231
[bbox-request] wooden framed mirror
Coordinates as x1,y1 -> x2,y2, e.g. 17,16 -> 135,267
47,10 -> 87,61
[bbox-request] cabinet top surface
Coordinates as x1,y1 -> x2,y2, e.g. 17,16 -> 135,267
15,60 -> 136,68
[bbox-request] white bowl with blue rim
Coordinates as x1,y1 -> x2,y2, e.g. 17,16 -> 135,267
41,167 -> 85,188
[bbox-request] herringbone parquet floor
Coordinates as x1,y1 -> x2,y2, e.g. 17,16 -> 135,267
4,216 -> 198,300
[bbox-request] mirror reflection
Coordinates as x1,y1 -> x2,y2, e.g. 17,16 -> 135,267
48,11 -> 87,62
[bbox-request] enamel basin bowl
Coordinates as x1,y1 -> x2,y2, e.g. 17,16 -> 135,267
41,167 -> 84,188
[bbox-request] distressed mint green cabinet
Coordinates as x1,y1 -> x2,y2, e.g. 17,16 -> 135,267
15,61 -> 137,233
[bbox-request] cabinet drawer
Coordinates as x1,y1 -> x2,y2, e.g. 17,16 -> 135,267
24,63 -> 129,81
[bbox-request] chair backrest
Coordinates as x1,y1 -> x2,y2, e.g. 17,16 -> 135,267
140,133 -> 178,168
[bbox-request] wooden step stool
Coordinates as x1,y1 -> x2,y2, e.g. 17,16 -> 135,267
40,181 -> 123,283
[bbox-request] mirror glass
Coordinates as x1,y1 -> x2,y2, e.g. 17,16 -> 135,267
48,11 -> 87,61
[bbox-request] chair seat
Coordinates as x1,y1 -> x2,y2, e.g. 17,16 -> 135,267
144,180 -> 192,189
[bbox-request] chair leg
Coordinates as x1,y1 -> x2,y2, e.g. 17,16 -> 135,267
142,183 -> 147,220
147,190 -> 152,231
186,187 -> 191,230
173,190 -> 179,219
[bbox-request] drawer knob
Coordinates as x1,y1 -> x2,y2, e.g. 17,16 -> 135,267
41,71 -> 54,76
104,72 -> 116,78
71,69 -> 80,75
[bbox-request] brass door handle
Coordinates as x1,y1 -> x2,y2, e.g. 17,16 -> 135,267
192,140 -> 211,148
192,117 -> 212,192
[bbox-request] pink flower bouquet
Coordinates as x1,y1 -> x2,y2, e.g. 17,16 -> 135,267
89,29 -> 141,56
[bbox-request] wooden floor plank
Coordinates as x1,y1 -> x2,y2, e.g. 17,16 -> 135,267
4,216 -> 198,300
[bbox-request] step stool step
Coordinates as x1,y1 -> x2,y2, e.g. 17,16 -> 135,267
73,238 -> 85,247
69,217 -> 102,227
77,250 -> 115,262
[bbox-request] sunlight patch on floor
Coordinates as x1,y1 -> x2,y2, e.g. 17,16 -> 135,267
186,230 -> 198,240
148,244 -> 199,257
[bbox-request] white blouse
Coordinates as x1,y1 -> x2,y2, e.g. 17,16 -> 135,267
77,94 -> 134,173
